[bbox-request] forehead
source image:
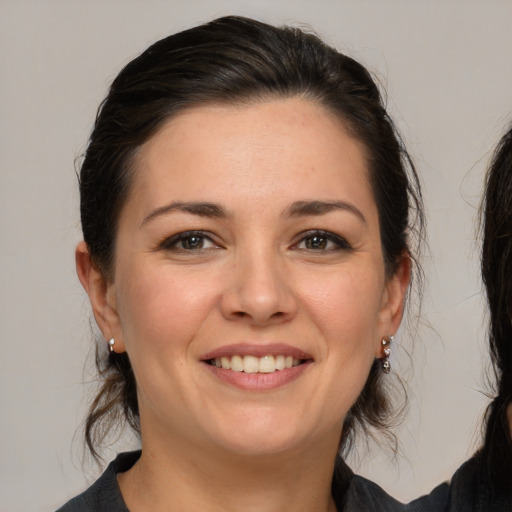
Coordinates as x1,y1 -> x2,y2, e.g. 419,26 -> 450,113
128,98 -> 374,214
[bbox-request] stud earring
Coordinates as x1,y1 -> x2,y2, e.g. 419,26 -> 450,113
108,338 -> 115,353
380,335 -> 393,374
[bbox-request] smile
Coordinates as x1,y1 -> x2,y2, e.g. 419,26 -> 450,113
208,355 -> 303,373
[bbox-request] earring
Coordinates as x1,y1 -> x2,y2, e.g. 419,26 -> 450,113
108,338 -> 115,353
380,335 -> 393,374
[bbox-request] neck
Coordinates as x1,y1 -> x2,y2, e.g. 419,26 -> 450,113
119,433 -> 340,512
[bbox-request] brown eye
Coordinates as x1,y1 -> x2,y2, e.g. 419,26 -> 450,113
181,235 -> 205,250
160,231 -> 219,252
305,235 -> 328,250
294,230 -> 352,252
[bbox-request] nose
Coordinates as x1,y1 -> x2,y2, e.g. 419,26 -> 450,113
220,247 -> 298,326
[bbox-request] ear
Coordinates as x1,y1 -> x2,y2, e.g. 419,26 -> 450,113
374,252 -> 411,357
75,241 -> 126,353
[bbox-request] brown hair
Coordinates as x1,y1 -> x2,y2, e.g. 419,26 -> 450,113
79,15 -> 424,460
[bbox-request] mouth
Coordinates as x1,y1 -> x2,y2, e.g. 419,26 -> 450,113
206,354 -> 305,374
201,343 -> 313,378
201,345 -> 313,390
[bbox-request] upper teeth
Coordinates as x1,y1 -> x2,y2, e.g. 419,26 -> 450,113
212,355 -> 301,373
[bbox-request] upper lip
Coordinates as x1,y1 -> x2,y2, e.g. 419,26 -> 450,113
200,343 -> 313,361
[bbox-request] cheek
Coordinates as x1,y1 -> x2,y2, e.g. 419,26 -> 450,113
299,268 -> 384,354
115,264 -> 222,355
295,269 -> 385,430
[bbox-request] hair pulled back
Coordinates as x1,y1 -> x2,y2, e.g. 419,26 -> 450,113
480,125 -> 512,493
80,15 -> 424,460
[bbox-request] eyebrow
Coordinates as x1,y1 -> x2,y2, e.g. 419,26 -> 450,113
141,201 -> 228,227
141,199 -> 366,227
284,200 -> 367,224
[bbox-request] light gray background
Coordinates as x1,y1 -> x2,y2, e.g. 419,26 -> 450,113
1,1 -> 512,510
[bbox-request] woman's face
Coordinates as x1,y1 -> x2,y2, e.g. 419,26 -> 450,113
85,98 -> 408,457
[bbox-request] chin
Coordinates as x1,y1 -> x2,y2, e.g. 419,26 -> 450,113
220,433 -> 303,458
206,411 -> 311,458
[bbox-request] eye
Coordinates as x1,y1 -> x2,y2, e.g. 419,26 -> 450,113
293,230 -> 351,252
160,231 -> 219,252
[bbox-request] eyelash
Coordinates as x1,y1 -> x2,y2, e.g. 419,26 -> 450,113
159,229 -> 351,253
293,230 -> 352,252
159,230 -> 220,252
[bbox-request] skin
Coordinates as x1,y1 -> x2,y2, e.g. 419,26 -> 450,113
76,97 -> 410,512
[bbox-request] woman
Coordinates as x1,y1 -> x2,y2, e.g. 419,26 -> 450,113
446,126 -> 512,510
408,127 -> 512,512
479,125 -> 512,507
58,16 -> 424,511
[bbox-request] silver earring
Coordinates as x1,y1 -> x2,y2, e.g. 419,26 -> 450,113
108,338 -> 115,353
380,335 -> 393,374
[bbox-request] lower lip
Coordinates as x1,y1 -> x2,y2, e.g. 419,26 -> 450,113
203,361 -> 312,391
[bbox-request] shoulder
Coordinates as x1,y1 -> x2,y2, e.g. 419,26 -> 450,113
405,481 -> 449,512
446,454 -> 481,510
447,453 -> 512,512
55,451 -> 140,512
341,474 -> 406,512
403,457 -> 480,512
406,453 -> 512,512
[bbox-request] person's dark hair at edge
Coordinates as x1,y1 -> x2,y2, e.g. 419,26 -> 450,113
480,125 -> 512,494
80,16 -> 424,465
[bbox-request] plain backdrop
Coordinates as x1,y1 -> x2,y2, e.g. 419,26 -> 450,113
1,1 -> 512,510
